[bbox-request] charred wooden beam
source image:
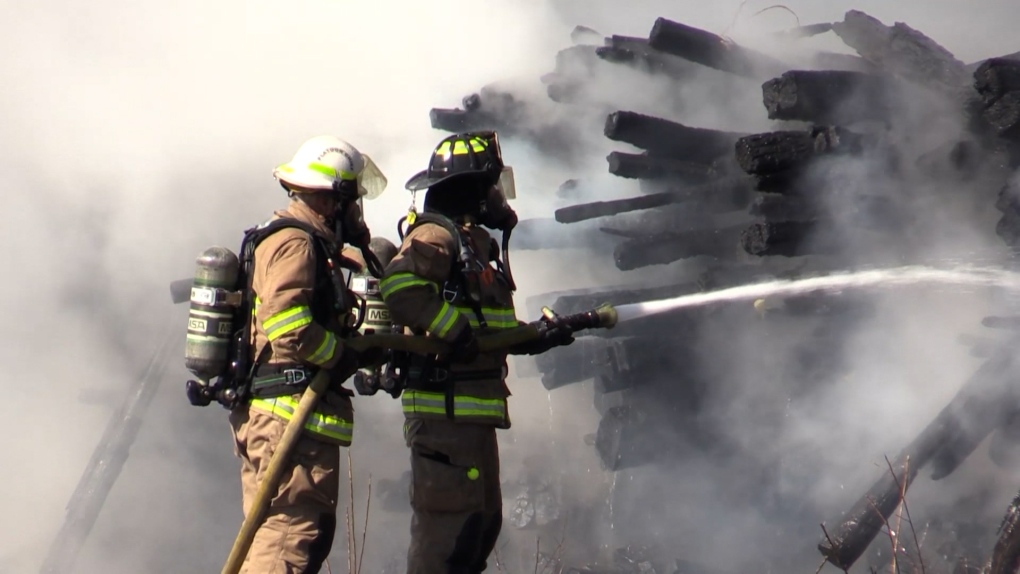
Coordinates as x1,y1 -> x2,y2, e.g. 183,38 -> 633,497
753,168 -> 812,194
555,177 -> 752,223
430,87 -> 526,133
967,51 -> 1020,74
735,131 -> 817,175
831,10 -> 969,95
604,110 -> 745,162
534,337 -> 611,391
595,405 -> 670,471
595,337 -> 698,394
647,17 -> 787,79
774,23 -> 833,39
983,91 -> 1020,142
429,107 -> 497,133
511,218 -> 616,251
544,78 -> 584,104
996,179 -> 1020,214
607,151 -> 722,182
556,193 -> 677,223
553,45 -> 601,78
741,220 -> 833,257
818,342 -> 1020,570
991,489 -> 1020,574
555,179 -> 584,201
762,70 -> 896,124
570,25 -> 602,45
614,225 -> 744,270
600,202 -> 750,239
749,194 -> 820,221
735,128 -> 866,176
597,36 -> 697,80
974,58 -> 1020,109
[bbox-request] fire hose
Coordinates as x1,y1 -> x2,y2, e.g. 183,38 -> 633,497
221,304 -> 617,574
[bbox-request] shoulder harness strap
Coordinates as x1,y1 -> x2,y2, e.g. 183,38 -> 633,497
407,213 -> 488,329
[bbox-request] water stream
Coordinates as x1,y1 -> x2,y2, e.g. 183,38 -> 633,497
614,265 -> 1020,323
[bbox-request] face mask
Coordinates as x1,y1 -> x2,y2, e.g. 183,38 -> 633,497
339,200 -> 371,247
478,183 -> 518,231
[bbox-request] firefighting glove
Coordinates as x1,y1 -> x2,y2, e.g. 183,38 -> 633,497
509,320 -> 575,356
330,341 -> 385,388
331,346 -> 363,388
352,369 -> 381,396
446,326 -> 480,364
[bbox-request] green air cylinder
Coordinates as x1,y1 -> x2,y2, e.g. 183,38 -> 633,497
185,246 -> 240,382
350,274 -> 393,334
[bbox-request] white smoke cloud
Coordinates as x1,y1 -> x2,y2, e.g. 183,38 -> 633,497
5,0 -> 1020,572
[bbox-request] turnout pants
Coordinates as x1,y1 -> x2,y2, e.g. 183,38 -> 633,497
405,419 -> 502,574
230,407 -> 340,574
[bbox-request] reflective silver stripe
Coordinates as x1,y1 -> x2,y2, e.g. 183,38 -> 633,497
454,306 -> 517,329
249,396 -> 353,443
380,272 -> 437,299
304,331 -> 338,366
263,305 -> 313,341
428,302 -> 462,337
401,390 -> 506,419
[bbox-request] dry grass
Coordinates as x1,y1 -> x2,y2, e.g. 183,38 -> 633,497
343,449 -> 372,574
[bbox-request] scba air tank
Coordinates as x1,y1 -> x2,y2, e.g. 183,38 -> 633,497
350,274 -> 393,334
185,246 -> 240,382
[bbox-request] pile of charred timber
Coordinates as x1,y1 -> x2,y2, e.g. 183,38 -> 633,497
427,8 -> 1020,573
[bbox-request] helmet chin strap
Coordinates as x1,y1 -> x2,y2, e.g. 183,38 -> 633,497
499,220 -> 517,292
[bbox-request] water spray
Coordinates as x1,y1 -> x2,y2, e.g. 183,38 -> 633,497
612,265 -> 1020,323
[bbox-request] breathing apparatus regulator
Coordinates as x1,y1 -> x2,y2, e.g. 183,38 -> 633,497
398,130 -> 520,291
347,238 -> 406,398
183,136 -> 390,408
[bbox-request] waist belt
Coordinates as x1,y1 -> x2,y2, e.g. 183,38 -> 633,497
408,367 -> 504,385
250,364 -> 316,398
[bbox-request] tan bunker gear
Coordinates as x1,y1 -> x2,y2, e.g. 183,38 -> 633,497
229,198 -> 359,574
382,218 -> 516,574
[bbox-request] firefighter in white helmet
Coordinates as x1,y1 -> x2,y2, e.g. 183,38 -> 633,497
228,135 -> 387,573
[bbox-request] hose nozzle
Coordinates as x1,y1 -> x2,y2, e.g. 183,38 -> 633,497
543,303 -> 618,332
593,303 -> 618,329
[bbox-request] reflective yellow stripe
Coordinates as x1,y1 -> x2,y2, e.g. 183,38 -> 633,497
379,272 -> 437,299
278,162 -> 358,181
250,395 -> 354,443
401,390 -> 506,420
454,306 -> 517,329
435,138 -> 487,157
304,331 -> 338,366
263,305 -> 313,341
428,302 -> 462,338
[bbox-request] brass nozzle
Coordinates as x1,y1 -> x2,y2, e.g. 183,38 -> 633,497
594,303 -> 618,329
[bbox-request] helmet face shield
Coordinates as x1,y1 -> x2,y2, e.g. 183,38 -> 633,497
357,154 -> 388,199
495,165 -> 516,200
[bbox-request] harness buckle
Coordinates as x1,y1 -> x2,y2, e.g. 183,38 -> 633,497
282,368 -> 308,386
442,281 -> 459,303
431,368 -> 450,383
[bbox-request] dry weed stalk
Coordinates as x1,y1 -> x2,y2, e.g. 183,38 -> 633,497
342,450 -> 373,574
860,456 -> 927,574
883,456 -> 925,574
493,540 -> 510,574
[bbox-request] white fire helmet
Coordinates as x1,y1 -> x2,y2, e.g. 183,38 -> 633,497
272,135 -> 388,199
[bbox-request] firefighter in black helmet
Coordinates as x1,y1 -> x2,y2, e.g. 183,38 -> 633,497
381,132 -> 574,574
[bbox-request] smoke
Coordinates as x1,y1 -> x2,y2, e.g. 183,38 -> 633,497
4,0 -> 1020,572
